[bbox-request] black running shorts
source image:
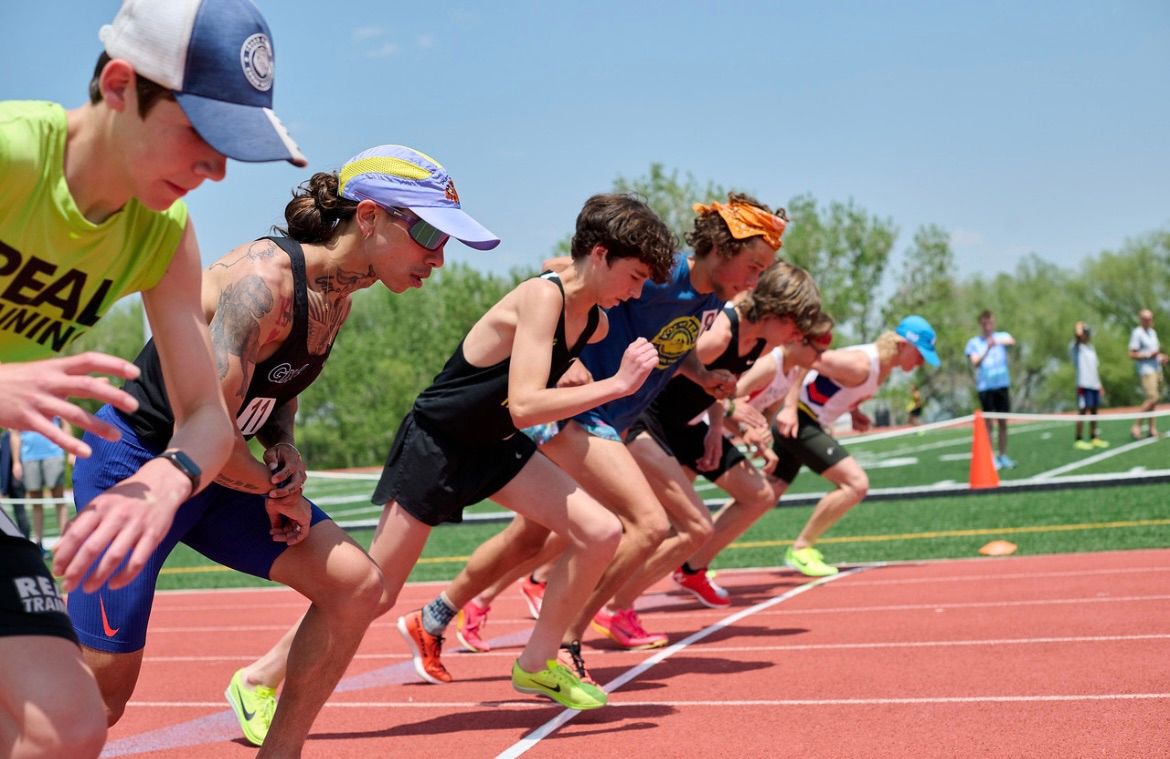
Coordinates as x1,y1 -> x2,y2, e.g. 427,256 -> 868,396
628,413 -> 745,482
372,412 -> 537,526
770,409 -> 850,485
0,534 -> 77,643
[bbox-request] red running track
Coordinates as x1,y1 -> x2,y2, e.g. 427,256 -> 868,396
100,549 -> 1170,757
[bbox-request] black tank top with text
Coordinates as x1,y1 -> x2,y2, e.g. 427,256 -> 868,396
645,304 -> 766,424
122,237 -> 333,450
412,272 -> 601,443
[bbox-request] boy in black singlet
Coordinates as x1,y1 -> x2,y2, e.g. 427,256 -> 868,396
235,193 -> 676,712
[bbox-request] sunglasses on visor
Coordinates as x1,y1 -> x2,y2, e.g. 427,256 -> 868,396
386,208 -> 450,251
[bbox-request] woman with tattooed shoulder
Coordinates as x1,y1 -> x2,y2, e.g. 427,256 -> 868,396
66,145 -> 499,756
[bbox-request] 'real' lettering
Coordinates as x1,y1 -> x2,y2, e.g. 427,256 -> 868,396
2,255 -> 56,304
0,240 -> 112,348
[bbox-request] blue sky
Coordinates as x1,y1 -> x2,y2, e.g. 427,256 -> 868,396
4,1 -> 1168,281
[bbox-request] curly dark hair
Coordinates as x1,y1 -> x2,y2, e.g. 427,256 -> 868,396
274,172 -> 359,244
740,261 -> 824,335
686,192 -> 787,260
570,194 -> 677,283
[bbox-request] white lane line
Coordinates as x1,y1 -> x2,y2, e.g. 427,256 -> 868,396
836,565 -> 1170,587
127,692 -> 1170,710
142,633 -> 1170,663
496,567 -> 866,759
739,594 -> 1170,617
1034,435 -> 1161,479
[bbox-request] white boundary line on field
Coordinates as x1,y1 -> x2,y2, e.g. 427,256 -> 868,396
495,566 -> 867,759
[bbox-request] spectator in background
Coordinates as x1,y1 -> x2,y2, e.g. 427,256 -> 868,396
0,429 -> 31,538
966,309 -> 1017,469
1128,308 -> 1167,439
9,421 -> 74,556
906,384 -> 924,426
1071,321 -> 1107,450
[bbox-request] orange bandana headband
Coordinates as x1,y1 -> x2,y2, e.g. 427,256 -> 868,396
692,200 -> 787,251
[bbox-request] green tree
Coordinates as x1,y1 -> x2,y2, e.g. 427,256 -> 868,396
783,195 -> 897,342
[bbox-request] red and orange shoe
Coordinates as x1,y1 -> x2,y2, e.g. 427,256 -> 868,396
519,575 -> 547,620
455,600 -> 491,653
396,610 -> 453,684
591,607 -> 668,650
671,567 -> 731,608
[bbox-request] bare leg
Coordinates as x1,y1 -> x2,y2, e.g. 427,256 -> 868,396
445,516 -> 556,610
489,454 -> 621,669
30,499 -> 45,547
1,637 -> 106,759
253,521 -> 384,757
457,531 -> 566,610
539,423 -> 670,642
609,435 -> 714,608
686,460 -> 778,568
52,486 -> 68,538
78,646 -> 142,726
997,419 -> 1009,457
792,456 -> 869,549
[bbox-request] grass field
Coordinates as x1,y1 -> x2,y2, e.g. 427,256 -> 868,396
12,413 -> 1168,590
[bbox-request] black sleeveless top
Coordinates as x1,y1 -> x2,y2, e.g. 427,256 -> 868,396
412,272 -> 601,443
123,237 -> 334,450
645,304 -> 766,424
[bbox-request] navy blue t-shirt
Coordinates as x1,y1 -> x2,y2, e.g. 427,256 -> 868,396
576,254 -> 723,434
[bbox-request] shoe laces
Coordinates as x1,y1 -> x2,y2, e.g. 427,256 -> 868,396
254,686 -> 277,728
559,641 -> 593,682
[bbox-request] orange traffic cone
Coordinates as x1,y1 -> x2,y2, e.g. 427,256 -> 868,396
969,409 -> 1000,489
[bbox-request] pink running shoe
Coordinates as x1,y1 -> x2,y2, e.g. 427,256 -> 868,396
519,575 -> 546,620
591,607 -> 668,650
671,567 -> 731,608
455,601 -> 491,653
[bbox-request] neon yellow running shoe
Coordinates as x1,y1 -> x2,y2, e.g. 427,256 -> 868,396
1074,440 -> 1094,451
225,669 -> 277,747
785,545 -> 839,577
511,659 -> 607,710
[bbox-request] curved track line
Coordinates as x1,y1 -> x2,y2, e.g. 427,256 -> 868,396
496,567 -> 866,759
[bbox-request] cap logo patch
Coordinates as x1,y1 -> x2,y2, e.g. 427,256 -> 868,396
240,33 -> 274,92
445,178 -> 460,204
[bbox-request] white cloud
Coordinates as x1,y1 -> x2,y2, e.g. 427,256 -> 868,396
417,33 -> 434,49
365,42 -> 400,59
351,26 -> 385,42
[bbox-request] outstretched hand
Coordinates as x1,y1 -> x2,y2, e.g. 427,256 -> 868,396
53,458 -> 191,593
0,353 -> 141,457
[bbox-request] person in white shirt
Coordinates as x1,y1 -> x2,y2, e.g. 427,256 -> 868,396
1070,321 -> 1107,450
1127,308 -> 1167,439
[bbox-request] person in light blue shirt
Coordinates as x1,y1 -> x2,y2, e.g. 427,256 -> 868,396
965,309 -> 1016,469
9,420 -> 72,554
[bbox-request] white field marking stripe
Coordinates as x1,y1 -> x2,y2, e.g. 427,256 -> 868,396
141,634 -> 1170,663
496,567 -> 865,759
128,693 -> 1170,710
669,634 -> 1170,652
1034,435 -> 1160,479
141,594 -> 1170,634
729,594 -> 1170,617
837,565 -> 1170,587
143,594 -> 1170,633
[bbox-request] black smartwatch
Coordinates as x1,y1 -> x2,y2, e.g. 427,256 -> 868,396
158,449 -> 201,493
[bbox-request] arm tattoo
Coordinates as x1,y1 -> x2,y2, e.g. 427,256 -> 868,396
255,401 -> 296,450
209,274 -> 274,398
209,239 -> 280,271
